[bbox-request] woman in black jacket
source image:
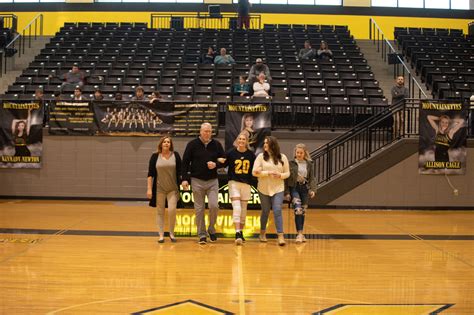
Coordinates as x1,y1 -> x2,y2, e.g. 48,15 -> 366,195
147,136 -> 182,243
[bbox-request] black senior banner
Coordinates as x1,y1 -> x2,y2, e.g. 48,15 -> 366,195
224,104 -> 271,154
0,100 -> 43,168
93,101 -> 218,136
418,101 -> 468,175
48,100 -> 96,135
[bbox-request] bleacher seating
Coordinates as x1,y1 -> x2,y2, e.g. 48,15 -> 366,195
395,27 -> 474,101
3,22 -> 387,108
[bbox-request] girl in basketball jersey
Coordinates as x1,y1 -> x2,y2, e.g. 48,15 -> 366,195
285,143 -> 317,243
427,115 -> 464,163
218,132 -> 255,245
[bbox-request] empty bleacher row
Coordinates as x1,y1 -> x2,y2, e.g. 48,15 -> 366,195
395,27 -> 474,100
3,22 -> 387,107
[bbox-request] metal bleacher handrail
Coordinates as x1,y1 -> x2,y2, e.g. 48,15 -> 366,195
310,99 -> 417,185
369,17 -> 428,100
310,98 -> 473,185
150,13 -> 261,30
2,13 -> 43,75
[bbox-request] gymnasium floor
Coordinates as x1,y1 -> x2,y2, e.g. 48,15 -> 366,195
0,200 -> 473,314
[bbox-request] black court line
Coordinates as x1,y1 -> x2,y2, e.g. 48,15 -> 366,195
1,228 -> 473,241
2,196 -> 474,210
132,299 -> 233,315
313,303 -> 454,315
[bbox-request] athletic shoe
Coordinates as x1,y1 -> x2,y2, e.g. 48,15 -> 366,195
302,235 -> 307,242
278,233 -> 286,246
235,232 -> 243,245
259,232 -> 267,242
158,238 -> 165,244
198,237 -> 207,244
241,233 -> 246,243
295,234 -> 303,243
208,233 -> 217,242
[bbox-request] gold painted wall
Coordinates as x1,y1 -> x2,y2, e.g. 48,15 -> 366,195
343,0 -> 370,7
2,11 -> 470,39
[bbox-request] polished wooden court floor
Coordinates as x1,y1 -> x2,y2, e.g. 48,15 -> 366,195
0,200 -> 473,314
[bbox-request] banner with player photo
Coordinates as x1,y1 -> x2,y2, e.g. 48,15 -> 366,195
224,104 -> 271,154
0,100 -> 43,168
93,101 -> 218,136
418,101 -> 468,175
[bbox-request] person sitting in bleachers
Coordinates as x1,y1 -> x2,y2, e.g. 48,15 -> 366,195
72,87 -> 86,101
61,65 -> 86,88
93,89 -> 104,101
54,90 -> 62,102
317,41 -> 333,60
214,48 -> 235,65
252,72 -> 270,98
149,91 -> 163,103
132,86 -> 146,101
114,92 -> 123,101
233,76 -> 250,96
201,47 -> 217,64
248,58 -> 272,82
298,40 -> 316,60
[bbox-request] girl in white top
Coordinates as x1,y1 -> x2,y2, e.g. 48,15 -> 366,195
252,136 -> 290,246
252,72 -> 270,98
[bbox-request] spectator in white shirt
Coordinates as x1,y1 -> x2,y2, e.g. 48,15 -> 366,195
252,72 -> 270,98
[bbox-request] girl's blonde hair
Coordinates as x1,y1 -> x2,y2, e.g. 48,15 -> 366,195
233,131 -> 251,150
294,143 -> 311,161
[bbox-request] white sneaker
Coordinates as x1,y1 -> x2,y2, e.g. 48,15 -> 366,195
278,233 -> 286,246
295,234 -> 303,243
235,232 -> 243,245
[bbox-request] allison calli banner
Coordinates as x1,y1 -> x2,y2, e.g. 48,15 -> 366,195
93,101 -> 218,136
418,102 -> 468,175
0,100 -> 43,168
224,104 -> 271,154
49,100 -> 96,135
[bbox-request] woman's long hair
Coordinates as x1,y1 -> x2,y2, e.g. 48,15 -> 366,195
14,121 -> 26,137
438,115 -> 451,134
263,136 -> 283,166
234,131 -> 250,150
157,135 -> 174,153
240,113 -> 254,131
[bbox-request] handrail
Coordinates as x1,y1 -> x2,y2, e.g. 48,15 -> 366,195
3,13 -> 43,75
313,102 -> 398,149
150,13 -> 261,30
310,99 -> 473,185
369,17 -> 428,100
5,13 -> 44,55
310,99 -> 418,185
